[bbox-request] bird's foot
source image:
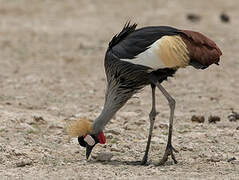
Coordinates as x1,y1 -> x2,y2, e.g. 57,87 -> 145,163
140,155 -> 150,166
140,156 -> 148,165
157,144 -> 178,166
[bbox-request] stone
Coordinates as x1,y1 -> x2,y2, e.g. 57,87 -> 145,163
208,115 -> 221,123
94,152 -> 113,162
16,159 -> 32,167
191,115 -> 205,123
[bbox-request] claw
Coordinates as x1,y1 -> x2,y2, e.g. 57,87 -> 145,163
171,153 -> 178,164
140,157 -> 152,166
172,146 -> 179,153
141,158 -> 147,165
141,160 -> 151,166
157,145 -> 178,166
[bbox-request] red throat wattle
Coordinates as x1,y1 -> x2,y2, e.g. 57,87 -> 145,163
97,132 -> 106,144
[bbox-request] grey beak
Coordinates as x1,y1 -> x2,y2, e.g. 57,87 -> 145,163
86,144 -> 94,159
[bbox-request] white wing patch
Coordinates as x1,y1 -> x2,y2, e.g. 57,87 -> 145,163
121,36 -> 190,70
121,40 -> 166,70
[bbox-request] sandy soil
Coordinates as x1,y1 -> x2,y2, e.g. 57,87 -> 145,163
0,0 -> 239,179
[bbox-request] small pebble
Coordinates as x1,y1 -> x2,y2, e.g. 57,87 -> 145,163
220,12 -> 230,23
191,115 -> 205,123
32,115 -> 46,124
207,155 -> 222,162
16,160 -> 32,167
186,13 -> 201,22
158,123 -> 168,129
105,129 -> 121,135
180,146 -> 194,152
227,157 -> 236,162
111,144 -> 124,153
134,120 -> 145,126
228,111 -> 239,122
93,152 -> 113,162
106,134 -> 113,139
208,115 -> 221,123
33,115 -> 44,122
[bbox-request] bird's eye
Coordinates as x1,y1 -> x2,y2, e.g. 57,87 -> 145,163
78,136 -> 86,147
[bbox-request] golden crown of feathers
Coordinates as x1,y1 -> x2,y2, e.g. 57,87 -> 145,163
67,118 -> 92,137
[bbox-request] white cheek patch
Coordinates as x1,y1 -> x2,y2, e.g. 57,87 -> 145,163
84,135 -> 95,146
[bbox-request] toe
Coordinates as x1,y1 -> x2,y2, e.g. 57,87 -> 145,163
172,146 -> 179,153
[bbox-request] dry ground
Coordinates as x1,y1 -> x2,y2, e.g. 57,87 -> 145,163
0,0 -> 239,179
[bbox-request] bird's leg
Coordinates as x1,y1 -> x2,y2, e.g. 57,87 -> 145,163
155,82 -> 178,165
141,84 -> 158,165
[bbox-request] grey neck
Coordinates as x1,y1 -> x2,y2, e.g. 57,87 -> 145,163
91,105 -> 118,134
91,72 -> 135,134
91,88 -> 133,134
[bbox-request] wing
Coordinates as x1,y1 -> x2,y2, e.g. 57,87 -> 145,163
107,22 -> 222,70
108,23 -> 190,70
109,23 -> 179,60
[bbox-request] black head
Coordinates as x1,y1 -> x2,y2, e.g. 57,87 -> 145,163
78,134 -> 99,159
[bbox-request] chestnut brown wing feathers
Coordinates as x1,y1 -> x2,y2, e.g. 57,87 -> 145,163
179,30 -> 222,68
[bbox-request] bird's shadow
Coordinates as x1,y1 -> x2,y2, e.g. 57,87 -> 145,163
88,159 -> 176,167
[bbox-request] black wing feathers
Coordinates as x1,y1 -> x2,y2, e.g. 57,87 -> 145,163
109,22 -> 137,49
108,23 -> 179,60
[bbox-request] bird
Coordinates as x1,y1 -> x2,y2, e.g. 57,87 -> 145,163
67,22 -> 222,166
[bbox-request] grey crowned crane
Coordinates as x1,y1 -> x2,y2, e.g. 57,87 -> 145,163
67,22 -> 222,165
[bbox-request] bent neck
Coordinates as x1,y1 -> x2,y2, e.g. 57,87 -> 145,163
91,105 -> 118,134
91,90 -> 132,134
91,74 -> 135,134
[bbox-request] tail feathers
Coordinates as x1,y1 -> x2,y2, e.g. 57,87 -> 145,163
179,30 -> 222,68
109,21 -> 137,49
